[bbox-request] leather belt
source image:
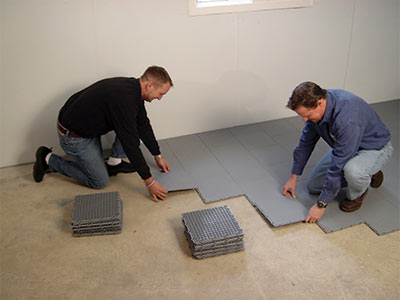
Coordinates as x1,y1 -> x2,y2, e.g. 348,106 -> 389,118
57,122 -> 81,138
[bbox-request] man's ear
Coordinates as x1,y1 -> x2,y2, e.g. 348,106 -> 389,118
146,81 -> 154,91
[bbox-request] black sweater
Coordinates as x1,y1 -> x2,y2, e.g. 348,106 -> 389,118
59,77 -> 160,180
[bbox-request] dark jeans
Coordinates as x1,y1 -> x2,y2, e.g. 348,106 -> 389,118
49,133 -> 126,189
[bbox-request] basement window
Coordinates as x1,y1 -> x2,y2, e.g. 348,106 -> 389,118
189,0 -> 313,16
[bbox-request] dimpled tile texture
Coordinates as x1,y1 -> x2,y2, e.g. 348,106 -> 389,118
71,191 -> 123,237
142,100 -> 399,235
182,205 -> 245,259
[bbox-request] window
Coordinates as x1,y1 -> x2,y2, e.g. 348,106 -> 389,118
197,0 -> 252,8
189,0 -> 313,16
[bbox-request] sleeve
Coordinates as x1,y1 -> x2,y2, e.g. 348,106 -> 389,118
318,122 -> 364,203
136,104 -> 161,156
291,122 -> 320,176
110,100 -> 153,180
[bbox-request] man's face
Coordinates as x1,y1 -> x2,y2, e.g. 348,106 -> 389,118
294,100 -> 325,123
143,82 -> 171,103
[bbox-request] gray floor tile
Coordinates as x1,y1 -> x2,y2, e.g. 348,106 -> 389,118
240,177 -> 309,226
270,131 -> 302,153
195,177 -> 243,203
229,124 -> 277,147
258,118 -> 301,136
140,140 -> 197,191
287,116 -> 306,132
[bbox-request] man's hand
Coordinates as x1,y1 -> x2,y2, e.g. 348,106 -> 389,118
155,156 -> 170,173
145,177 -> 168,202
305,204 -> 325,223
283,174 -> 298,198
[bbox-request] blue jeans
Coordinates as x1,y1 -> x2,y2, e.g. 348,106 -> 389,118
49,133 -> 127,189
306,141 -> 393,200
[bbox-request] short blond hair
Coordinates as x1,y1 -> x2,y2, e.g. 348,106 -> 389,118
141,66 -> 173,87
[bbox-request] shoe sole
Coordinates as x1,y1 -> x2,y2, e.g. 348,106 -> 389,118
33,147 -> 51,182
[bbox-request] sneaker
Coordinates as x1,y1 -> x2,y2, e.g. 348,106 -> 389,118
370,171 -> 383,188
339,189 -> 368,212
107,161 -> 136,176
33,146 -> 52,182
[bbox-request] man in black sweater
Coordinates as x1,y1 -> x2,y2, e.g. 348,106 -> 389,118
33,66 -> 172,202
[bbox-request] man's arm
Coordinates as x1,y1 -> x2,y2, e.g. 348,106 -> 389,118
291,122 -> 320,176
283,122 -> 319,198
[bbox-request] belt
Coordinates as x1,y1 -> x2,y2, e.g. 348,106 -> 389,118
57,122 -> 81,138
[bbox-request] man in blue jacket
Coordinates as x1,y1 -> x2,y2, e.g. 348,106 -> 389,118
283,82 -> 393,223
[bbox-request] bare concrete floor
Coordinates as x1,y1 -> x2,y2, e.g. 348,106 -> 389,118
1,164 -> 399,300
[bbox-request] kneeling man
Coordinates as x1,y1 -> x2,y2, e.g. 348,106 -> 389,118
283,82 -> 393,223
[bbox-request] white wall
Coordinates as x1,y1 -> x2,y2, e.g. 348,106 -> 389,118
1,0 -> 399,168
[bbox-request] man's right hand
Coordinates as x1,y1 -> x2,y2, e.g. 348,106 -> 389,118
145,177 -> 168,202
283,174 -> 298,199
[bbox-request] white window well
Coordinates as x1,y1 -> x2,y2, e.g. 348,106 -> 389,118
189,0 -> 313,16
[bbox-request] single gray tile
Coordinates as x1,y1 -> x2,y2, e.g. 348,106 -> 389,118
229,124 -> 277,147
356,189 -> 400,235
317,209 -> 364,234
240,177 -> 309,226
140,141 -> 197,192
270,131 -> 302,153
167,134 -> 233,181
248,144 -> 292,168
230,125 -> 292,168
195,177 -> 243,203
258,118 -> 300,136
198,130 -> 273,185
287,116 -> 306,132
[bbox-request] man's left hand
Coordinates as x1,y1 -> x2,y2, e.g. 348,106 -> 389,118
156,157 -> 171,173
305,204 -> 325,223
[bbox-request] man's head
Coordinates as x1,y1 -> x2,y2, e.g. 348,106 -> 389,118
140,66 -> 173,102
287,81 -> 327,123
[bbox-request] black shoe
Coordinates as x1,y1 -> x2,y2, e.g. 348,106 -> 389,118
33,146 -> 52,182
107,161 -> 136,176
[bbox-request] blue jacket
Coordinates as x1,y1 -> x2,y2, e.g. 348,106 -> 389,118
292,89 -> 391,203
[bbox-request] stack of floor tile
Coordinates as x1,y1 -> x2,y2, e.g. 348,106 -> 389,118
70,191 -> 123,237
182,205 -> 245,259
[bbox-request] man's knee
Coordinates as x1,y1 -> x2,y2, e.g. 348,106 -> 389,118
343,163 -> 366,184
87,175 -> 109,189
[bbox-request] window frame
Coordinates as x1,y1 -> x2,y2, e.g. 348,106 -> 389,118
188,0 -> 313,16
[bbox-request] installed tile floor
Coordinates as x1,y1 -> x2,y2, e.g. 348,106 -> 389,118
143,100 -> 399,235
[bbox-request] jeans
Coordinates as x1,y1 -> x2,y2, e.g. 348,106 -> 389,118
306,141 -> 393,200
49,133 -> 127,189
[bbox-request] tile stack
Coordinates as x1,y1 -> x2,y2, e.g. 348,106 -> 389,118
182,205 -> 245,259
70,191 -> 123,237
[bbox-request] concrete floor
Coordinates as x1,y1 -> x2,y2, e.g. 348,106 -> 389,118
1,163 -> 399,300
